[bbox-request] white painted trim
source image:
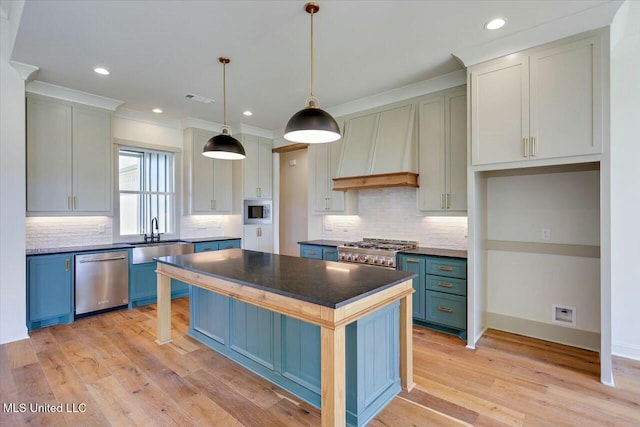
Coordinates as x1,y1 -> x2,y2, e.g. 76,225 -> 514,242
26,80 -> 123,110
328,69 -> 466,119
9,60 -> 38,81
613,343 -> 640,361
454,1 -> 623,67
180,117 -> 223,132
115,107 -> 183,130
238,123 -> 274,140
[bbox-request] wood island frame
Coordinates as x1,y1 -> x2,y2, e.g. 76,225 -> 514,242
154,261 -> 415,427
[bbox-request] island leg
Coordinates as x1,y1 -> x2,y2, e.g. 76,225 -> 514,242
400,289 -> 415,391
155,272 -> 173,345
321,325 -> 346,427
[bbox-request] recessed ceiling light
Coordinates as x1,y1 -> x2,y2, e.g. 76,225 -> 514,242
243,111 -> 253,116
94,67 -> 110,75
152,108 -> 163,114
485,18 -> 506,30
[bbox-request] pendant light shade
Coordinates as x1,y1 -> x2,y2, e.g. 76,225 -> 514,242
284,2 -> 340,144
203,57 -> 246,160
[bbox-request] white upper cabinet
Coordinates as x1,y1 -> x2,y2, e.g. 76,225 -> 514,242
184,128 -> 232,214
27,96 -> 112,215
337,102 -> 416,178
417,87 -> 467,214
309,137 -> 357,214
470,32 -> 603,166
242,135 -> 272,199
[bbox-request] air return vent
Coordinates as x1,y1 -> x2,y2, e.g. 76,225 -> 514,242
184,93 -> 214,104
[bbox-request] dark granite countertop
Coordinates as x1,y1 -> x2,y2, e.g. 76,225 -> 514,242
26,236 -> 242,256
180,236 -> 241,243
157,249 -> 415,309
400,247 -> 467,259
297,239 -> 349,248
26,243 -> 133,256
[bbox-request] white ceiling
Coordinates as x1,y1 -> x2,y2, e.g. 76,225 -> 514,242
11,0 -> 620,132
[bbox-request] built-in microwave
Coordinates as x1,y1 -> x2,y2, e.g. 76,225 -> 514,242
244,200 -> 272,224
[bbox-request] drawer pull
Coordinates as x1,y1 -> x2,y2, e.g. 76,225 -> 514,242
437,306 -> 453,313
307,251 -> 318,255
325,250 -> 336,254
437,266 -> 454,272
406,258 -> 421,263
437,282 -> 453,288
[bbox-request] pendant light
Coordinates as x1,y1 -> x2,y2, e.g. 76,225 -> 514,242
203,57 -> 246,160
284,2 -> 341,144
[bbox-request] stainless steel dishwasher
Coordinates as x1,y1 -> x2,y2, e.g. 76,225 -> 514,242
75,251 -> 129,316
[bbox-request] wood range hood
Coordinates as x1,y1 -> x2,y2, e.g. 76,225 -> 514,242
333,172 -> 419,191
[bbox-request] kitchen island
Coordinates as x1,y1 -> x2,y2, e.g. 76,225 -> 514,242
155,249 -> 415,427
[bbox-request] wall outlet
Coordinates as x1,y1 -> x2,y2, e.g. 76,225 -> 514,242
324,222 -> 333,231
552,304 -> 576,327
98,224 -> 105,234
541,228 -> 551,241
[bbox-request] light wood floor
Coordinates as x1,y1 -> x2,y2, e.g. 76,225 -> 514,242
1,297 -> 638,426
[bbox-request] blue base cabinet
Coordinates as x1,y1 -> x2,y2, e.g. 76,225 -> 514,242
189,287 -> 400,426
129,239 -> 241,308
129,262 -> 190,308
27,254 -> 74,331
398,253 -> 467,340
299,244 -> 338,261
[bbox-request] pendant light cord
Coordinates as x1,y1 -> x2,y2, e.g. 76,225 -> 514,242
222,61 -> 227,126
310,8 -> 314,99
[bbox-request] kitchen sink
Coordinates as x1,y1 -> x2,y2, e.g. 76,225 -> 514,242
130,240 -> 194,264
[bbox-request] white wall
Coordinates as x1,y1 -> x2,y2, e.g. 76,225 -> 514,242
610,0 -> 640,360
321,187 -> 467,249
0,0 -> 28,344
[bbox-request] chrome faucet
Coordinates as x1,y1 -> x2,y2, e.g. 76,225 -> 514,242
144,217 -> 161,243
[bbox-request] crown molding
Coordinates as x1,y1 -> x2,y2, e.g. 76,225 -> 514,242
238,123 -> 274,140
26,80 -> 123,110
9,61 -> 38,81
114,108 -> 183,129
180,117 -> 223,132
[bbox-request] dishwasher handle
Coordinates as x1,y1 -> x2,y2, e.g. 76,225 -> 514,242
78,256 -> 127,263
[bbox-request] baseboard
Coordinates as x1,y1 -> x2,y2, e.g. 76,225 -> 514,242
487,312 -> 600,351
613,342 -> 640,361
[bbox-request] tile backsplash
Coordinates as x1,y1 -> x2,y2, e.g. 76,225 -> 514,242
321,187 -> 468,249
26,215 -> 241,249
26,216 -> 113,249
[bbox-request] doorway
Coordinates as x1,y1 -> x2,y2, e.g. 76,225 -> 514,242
279,149 -> 308,256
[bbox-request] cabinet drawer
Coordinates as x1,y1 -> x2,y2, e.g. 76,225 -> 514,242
426,291 -> 466,330
426,257 -> 467,279
426,275 -> 466,296
322,248 -> 338,262
300,245 -> 323,260
195,242 -> 219,252
219,240 -> 241,250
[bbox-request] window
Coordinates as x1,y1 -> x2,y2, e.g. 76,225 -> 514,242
117,147 -> 177,239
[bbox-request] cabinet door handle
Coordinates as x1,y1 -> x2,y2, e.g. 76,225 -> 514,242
74,196 -> 78,210
530,136 -> 536,157
406,258 -> 421,264
440,194 -> 445,209
522,137 -> 529,158
256,187 -> 261,198
65,259 -> 70,271
437,266 -> 454,272
213,199 -> 217,210
437,306 -> 453,313
67,196 -> 71,210
445,193 -> 450,209
437,282 -> 454,288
